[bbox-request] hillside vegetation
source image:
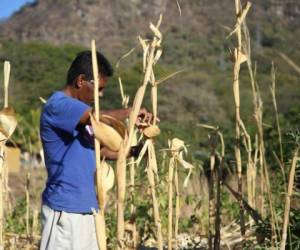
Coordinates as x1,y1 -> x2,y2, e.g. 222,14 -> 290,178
0,0 -> 299,149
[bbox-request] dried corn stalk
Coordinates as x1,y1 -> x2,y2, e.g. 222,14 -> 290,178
208,132 -> 217,250
241,7 -> 262,226
270,63 -> 283,164
146,141 -> 163,250
167,138 -> 194,250
118,77 -> 138,248
25,173 -> 30,236
127,133 -> 138,249
241,6 -> 279,242
228,0 -> 251,237
90,40 -> 107,250
115,15 -> 164,250
198,124 -> 225,250
239,119 -> 256,226
279,52 -> 300,76
3,62 -> 10,109
214,131 -> 225,250
31,209 -> 39,239
280,147 -> 299,250
168,156 -> 175,250
0,61 -> 17,250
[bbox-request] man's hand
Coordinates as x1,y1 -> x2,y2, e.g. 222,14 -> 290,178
129,142 -> 146,158
136,107 -> 154,127
101,143 -> 145,159
101,108 -> 131,121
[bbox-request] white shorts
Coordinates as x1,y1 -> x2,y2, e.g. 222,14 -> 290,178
40,205 -> 99,250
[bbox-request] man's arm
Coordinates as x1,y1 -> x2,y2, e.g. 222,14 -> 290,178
79,108 -> 92,125
79,108 -> 131,125
79,107 -> 153,125
101,108 -> 131,121
100,145 -> 143,160
100,146 -> 119,160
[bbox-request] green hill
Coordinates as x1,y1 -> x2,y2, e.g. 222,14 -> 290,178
0,0 -> 299,151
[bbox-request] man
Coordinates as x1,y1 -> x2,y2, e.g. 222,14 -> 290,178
40,51 -> 150,249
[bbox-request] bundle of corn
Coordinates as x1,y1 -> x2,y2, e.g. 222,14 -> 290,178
167,138 -> 194,250
0,61 -> 17,250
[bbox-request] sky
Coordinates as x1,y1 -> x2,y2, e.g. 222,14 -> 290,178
0,0 -> 35,20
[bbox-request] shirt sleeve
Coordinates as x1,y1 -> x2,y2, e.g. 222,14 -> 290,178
47,96 -> 91,136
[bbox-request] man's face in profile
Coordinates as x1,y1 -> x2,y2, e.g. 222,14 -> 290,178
77,75 -> 107,105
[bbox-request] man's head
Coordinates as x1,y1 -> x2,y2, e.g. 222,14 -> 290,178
66,50 -> 113,104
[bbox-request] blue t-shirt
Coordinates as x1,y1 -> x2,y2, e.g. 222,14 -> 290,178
40,91 -> 98,213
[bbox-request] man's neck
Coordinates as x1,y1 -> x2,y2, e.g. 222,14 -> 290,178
63,85 -> 78,99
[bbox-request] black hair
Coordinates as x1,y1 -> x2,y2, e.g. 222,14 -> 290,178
66,50 -> 113,85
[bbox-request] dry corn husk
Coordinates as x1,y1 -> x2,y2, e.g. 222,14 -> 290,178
94,160 -> 114,215
230,48 -> 247,64
167,138 -> 194,250
100,114 -> 127,138
153,50 -> 163,65
169,138 -> 187,152
135,139 -> 150,166
169,138 -> 194,188
90,114 -> 125,152
143,125 -> 160,138
177,152 -> 194,188
0,107 -> 17,143
97,161 -> 115,193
